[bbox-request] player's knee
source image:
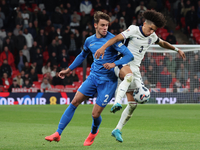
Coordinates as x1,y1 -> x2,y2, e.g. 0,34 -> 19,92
71,99 -> 81,107
124,73 -> 134,83
92,112 -> 100,119
128,102 -> 137,115
129,102 -> 137,108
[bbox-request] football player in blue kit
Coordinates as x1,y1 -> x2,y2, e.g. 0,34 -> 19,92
45,11 -> 134,146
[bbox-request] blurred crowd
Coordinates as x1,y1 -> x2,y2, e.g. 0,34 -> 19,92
0,0 -> 199,93
141,51 -> 200,93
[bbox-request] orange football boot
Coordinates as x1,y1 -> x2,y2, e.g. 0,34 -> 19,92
83,130 -> 99,146
45,132 -> 61,142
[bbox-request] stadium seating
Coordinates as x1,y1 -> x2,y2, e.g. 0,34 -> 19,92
33,82 -> 41,89
12,70 -> 20,78
192,32 -> 200,40
161,32 -> 169,40
192,29 -> 200,35
169,78 -> 176,88
0,85 -> 4,92
33,81 -> 41,85
34,84 -> 41,89
86,67 -> 91,76
37,74 -> 43,82
156,82 -> 161,88
165,0 -> 171,11
156,28 -> 168,35
196,38 -> 200,44
3,85 -> 9,92
43,51 -> 49,65
0,0 -> 198,95
180,17 -> 186,28
55,85 -> 65,89
73,81 -> 82,88
65,85 -> 75,88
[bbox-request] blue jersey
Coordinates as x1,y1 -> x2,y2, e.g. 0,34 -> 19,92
83,32 -> 128,81
69,32 -> 133,81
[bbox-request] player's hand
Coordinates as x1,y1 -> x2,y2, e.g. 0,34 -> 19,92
58,69 -> 70,79
94,47 -> 105,59
178,49 -> 186,60
103,63 -> 116,70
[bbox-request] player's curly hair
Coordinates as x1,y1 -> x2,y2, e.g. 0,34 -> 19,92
143,10 -> 166,28
94,11 -> 110,24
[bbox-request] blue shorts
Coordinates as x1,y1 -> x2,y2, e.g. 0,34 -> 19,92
78,75 -> 117,107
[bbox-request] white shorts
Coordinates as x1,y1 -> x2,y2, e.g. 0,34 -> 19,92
114,64 -> 143,92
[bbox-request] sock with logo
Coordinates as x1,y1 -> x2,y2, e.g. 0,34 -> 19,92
56,103 -> 77,135
116,102 -> 137,130
91,115 -> 102,134
114,73 -> 133,104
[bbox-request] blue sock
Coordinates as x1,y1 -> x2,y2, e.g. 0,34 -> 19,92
91,116 -> 102,134
56,103 -> 77,135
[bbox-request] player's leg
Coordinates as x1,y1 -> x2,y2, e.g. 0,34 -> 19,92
45,91 -> 89,142
84,104 -> 104,146
84,79 -> 117,146
112,91 -> 137,142
111,65 -> 133,113
45,76 -> 95,142
56,91 -> 89,135
91,104 -> 104,134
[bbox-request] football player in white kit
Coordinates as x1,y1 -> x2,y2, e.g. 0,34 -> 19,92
94,10 -> 186,142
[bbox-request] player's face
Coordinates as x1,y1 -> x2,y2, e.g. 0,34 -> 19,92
94,19 -> 109,38
143,22 -> 158,36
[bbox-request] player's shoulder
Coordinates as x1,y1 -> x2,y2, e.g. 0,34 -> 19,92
128,25 -> 139,30
85,34 -> 96,42
123,25 -> 138,33
84,34 -> 96,45
150,32 -> 158,39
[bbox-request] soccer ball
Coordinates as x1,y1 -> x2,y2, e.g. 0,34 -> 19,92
133,86 -> 150,104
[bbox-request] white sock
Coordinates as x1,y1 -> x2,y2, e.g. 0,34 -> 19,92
116,102 -> 137,131
114,73 -> 133,105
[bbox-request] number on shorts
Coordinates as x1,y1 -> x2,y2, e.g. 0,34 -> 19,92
104,94 -> 109,103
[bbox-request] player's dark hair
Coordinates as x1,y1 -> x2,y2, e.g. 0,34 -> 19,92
94,11 -> 110,24
143,10 -> 166,28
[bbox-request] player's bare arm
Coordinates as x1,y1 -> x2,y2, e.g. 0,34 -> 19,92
58,68 -> 71,79
95,34 -> 124,59
157,38 -> 186,59
103,63 -> 116,70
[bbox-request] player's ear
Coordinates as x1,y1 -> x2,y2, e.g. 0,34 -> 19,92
94,23 -> 97,29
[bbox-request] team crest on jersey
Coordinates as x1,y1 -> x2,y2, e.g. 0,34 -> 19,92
148,38 -> 152,45
126,29 -> 130,32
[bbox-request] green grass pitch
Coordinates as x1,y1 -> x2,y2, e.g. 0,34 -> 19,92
0,104 -> 200,150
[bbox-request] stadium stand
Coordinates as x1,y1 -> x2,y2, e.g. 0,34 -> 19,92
0,0 -> 199,93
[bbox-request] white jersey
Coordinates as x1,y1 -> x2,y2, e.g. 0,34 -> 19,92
121,25 -> 159,67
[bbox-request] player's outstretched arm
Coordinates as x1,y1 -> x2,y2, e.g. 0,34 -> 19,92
70,50 -> 89,68
94,34 -> 124,59
60,50 -> 90,79
157,38 -> 186,59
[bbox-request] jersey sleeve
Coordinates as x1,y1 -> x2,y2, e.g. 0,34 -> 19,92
83,37 -> 90,53
112,41 -> 127,53
151,32 -> 159,43
121,25 -> 136,39
68,38 -> 90,70
112,41 -> 134,66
